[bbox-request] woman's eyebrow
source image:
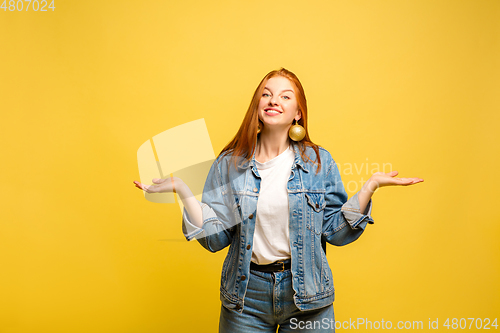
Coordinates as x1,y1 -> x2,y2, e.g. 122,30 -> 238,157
263,87 -> 295,94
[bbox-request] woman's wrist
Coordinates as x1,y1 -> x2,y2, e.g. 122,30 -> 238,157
362,177 -> 379,194
174,178 -> 193,199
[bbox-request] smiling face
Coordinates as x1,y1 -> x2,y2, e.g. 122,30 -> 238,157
258,76 -> 301,130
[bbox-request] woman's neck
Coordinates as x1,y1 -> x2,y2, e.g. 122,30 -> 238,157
255,131 -> 291,163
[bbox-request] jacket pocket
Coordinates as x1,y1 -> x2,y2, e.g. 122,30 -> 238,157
305,192 -> 326,235
305,192 -> 326,212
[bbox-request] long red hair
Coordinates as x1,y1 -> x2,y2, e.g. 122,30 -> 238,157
219,68 -> 322,174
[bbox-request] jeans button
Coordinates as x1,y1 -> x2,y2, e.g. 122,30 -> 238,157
253,187 -> 258,192
246,244 -> 251,250
249,214 -> 254,219
241,275 -> 246,281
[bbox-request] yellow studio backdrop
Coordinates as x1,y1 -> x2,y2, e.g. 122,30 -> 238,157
1,0 -> 499,332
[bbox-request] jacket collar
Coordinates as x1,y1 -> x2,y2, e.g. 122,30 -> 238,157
237,141 -> 309,173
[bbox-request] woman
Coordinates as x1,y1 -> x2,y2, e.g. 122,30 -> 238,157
134,68 -> 423,332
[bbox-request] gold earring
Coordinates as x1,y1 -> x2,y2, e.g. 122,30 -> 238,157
257,124 -> 261,134
288,119 -> 305,141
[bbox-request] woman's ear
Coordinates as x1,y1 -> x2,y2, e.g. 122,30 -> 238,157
295,110 -> 302,121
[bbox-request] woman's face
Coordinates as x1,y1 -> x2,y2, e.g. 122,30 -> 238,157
258,76 -> 301,130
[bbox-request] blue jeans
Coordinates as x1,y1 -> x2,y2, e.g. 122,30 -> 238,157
219,269 -> 335,332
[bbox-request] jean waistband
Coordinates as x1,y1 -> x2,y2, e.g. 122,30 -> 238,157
250,259 -> 291,272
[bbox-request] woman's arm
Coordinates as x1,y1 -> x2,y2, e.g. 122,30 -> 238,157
322,158 -> 374,246
358,171 -> 424,213
133,177 -> 203,228
175,180 -> 203,228
134,160 -> 239,252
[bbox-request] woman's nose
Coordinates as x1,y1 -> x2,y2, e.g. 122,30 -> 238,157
269,97 -> 279,105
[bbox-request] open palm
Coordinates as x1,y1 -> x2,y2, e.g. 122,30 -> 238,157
133,177 -> 178,194
370,171 -> 424,190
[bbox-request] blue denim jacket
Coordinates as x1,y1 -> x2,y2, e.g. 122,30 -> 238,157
182,142 -> 374,313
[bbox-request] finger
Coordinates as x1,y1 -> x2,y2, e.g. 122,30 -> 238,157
405,177 -> 423,182
393,178 -> 413,185
143,184 -> 155,193
134,181 -> 152,192
388,170 -> 399,177
386,177 -> 409,184
399,178 -> 424,185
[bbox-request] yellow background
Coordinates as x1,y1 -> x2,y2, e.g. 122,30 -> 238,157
1,0 -> 499,332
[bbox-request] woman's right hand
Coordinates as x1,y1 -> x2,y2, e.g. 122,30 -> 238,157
133,177 -> 181,193
134,176 -> 203,228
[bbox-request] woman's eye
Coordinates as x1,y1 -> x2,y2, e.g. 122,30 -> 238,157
262,93 -> 270,97
282,96 -> 290,100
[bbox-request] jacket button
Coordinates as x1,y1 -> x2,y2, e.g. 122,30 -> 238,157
316,203 -> 319,209
249,214 -> 254,219
241,275 -> 246,281
253,187 -> 258,192
246,244 -> 251,250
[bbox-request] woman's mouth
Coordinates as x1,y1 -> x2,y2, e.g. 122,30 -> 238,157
264,108 -> 282,116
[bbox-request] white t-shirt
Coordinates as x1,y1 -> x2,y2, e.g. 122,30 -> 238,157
251,146 -> 295,265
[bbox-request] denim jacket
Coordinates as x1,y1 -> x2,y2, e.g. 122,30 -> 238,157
182,142 -> 374,313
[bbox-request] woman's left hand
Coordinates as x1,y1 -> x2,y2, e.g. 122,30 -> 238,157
366,171 -> 424,193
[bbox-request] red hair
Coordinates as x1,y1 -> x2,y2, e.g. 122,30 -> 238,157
219,68 -> 322,174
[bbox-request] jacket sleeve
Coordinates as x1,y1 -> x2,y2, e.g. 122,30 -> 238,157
181,157 -> 241,253
322,156 -> 374,246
